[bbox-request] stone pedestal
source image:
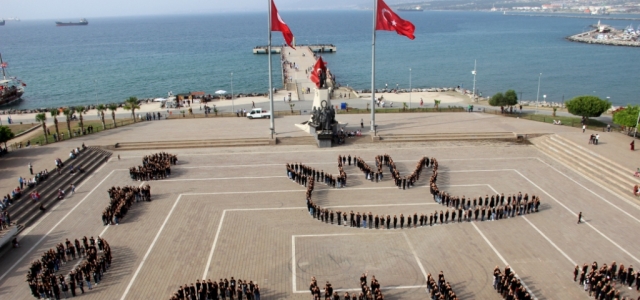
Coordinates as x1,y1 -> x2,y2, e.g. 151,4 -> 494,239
316,132 -> 333,148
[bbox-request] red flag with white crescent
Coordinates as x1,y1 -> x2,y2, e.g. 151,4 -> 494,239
309,56 -> 327,88
376,0 -> 416,40
0,62 -> 7,68
271,0 -> 295,49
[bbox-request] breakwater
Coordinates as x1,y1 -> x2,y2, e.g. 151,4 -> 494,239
566,30 -> 640,47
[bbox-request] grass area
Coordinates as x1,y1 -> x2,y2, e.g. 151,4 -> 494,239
337,106 -> 466,114
484,110 -> 610,130
10,118 -> 136,148
6,123 -> 39,135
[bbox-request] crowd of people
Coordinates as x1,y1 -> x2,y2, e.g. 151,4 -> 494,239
308,273 -> 384,300
427,271 -> 459,300
0,210 -> 11,230
26,236 -> 112,299
129,152 -> 177,181
492,265 -> 532,300
101,185 -> 151,225
169,277 -> 261,300
573,261 -> 640,299
288,155 -> 544,229
286,158 -> 346,188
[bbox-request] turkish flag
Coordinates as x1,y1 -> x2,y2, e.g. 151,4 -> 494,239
376,0 -> 416,40
309,56 -> 327,88
271,0 -> 295,49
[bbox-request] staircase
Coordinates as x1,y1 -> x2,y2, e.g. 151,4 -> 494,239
533,134 -> 640,201
276,136 -> 316,146
112,138 -> 275,150
378,132 -> 516,143
7,147 -> 112,234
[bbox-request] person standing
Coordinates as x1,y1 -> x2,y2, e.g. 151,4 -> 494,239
582,124 -> 586,133
360,119 -> 363,129
29,163 -> 33,175
70,184 -> 76,195
577,212 -> 582,224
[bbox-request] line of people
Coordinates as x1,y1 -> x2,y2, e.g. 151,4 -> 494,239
427,271 -> 459,300
287,161 -> 346,188
26,236 -> 112,299
573,261 -> 640,299
434,192 -> 542,222
309,272 -> 384,300
492,265 -> 532,300
129,152 -> 177,181
169,277 -> 261,300
101,185 -> 151,226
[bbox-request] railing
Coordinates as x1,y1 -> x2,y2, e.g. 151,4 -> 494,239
481,108 -> 615,132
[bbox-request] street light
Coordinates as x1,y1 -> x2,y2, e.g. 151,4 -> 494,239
471,59 -> 477,102
231,72 -> 234,112
409,68 -> 412,109
536,73 -> 542,114
94,79 -> 98,116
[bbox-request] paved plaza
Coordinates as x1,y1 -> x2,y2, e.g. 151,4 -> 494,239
0,113 -> 639,300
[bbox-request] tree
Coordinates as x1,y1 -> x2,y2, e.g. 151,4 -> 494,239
0,126 -> 15,148
612,105 -> 640,129
489,92 -> 505,106
504,90 -> 518,107
63,108 -> 74,139
75,106 -> 86,135
434,99 -> 441,109
35,113 -> 48,144
97,104 -> 107,130
49,108 -> 60,142
289,103 -> 295,113
565,95 -> 611,119
123,97 -> 140,122
107,104 -> 118,128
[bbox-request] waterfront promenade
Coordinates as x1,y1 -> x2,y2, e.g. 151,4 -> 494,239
0,111 -> 639,299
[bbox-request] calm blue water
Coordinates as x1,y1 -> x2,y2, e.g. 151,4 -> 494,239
0,11 -> 639,109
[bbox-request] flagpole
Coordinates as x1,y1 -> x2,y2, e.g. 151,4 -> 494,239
370,0 -> 377,133
268,0 -> 275,139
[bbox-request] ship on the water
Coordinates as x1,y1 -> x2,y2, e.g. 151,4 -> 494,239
398,6 -> 424,12
0,53 -> 26,106
0,20 -> 5,26
56,18 -> 88,26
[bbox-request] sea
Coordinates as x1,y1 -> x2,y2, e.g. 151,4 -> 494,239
1,10 -> 639,110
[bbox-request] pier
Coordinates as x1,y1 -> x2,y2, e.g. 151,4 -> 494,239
279,45 -> 356,102
504,12 -> 640,21
253,44 -> 336,54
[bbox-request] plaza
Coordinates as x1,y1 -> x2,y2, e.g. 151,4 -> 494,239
0,112 -> 639,299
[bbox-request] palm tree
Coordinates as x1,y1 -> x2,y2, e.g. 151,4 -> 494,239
35,113 -> 48,144
63,108 -> 73,139
75,106 -> 86,135
97,104 -> 107,130
123,97 -> 140,122
49,108 -> 60,142
107,104 -> 118,128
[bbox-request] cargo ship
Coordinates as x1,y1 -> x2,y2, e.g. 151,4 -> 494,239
56,19 -> 88,26
0,53 -> 25,106
0,20 -> 5,26
398,6 -> 424,12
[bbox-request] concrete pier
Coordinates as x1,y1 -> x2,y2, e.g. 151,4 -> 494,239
253,44 -> 336,54
566,30 -> 640,47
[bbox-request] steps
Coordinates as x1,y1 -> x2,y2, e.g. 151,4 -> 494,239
533,134 -> 640,201
7,147 -> 112,234
112,138 -> 275,150
276,136 -> 316,146
378,132 -> 516,143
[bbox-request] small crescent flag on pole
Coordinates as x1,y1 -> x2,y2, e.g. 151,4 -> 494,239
271,0 -> 295,49
0,62 -> 7,68
309,56 -> 327,88
375,0 -> 416,40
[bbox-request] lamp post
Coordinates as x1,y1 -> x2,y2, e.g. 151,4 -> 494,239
94,79 -> 98,117
543,95 -> 547,110
635,109 -> 640,139
409,68 -> 412,109
231,72 -> 234,112
471,59 -> 477,102
536,73 -> 542,114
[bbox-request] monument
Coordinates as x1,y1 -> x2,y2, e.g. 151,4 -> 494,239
295,56 -> 343,148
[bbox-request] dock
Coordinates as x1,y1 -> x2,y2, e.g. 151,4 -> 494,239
566,28 -> 640,47
279,45 -> 356,102
253,44 -> 337,54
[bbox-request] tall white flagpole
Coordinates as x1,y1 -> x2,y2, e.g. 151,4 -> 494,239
268,0 -> 275,139
370,0 -> 377,132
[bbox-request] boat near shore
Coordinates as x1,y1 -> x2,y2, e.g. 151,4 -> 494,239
0,53 -> 25,107
56,19 -> 88,26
